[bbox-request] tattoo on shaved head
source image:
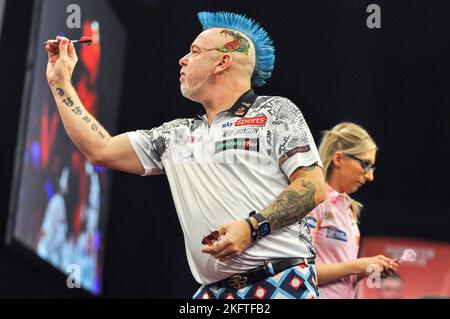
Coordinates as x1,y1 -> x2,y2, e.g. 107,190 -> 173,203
214,30 -> 250,55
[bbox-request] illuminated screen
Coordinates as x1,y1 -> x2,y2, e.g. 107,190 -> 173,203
0,0 -> 5,43
7,0 -> 126,295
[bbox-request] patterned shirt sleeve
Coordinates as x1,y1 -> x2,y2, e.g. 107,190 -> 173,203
127,121 -> 175,176
272,98 -> 323,178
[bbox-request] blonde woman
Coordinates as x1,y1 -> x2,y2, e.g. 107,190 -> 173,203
306,122 -> 398,299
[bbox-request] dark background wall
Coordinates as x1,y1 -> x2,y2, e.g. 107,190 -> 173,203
0,0 -> 448,298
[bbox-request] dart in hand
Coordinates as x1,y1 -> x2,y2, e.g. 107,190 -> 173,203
392,248 -> 417,263
45,35 -> 92,46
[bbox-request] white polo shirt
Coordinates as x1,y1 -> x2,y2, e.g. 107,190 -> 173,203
127,90 -> 323,285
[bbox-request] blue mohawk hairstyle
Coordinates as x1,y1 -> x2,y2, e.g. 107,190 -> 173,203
197,11 -> 275,87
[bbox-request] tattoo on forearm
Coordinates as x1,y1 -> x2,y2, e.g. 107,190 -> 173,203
261,180 -> 317,230
55,87 -> 106,140
71,106 -> 82,116
63,97 -> 74,107
56,88 -> 65,96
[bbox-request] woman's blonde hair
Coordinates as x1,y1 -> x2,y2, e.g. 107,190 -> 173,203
318,122 -> 378,221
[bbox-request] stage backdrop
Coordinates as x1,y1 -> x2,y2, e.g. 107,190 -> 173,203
6,0 -> 126,295
357,236 -> 450,299
0,0 -> 6,43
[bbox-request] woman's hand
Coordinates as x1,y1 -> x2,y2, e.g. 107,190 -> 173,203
355,255 -> 398,281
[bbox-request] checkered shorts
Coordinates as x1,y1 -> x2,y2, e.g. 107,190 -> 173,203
193,263 -> 321,299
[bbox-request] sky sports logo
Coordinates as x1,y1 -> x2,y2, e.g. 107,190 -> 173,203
235,116 -> 267,127
221,116 -> 267,128
215,138 -> 259,154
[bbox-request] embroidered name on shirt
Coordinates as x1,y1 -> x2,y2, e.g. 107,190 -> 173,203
235,116 -> 267,127
279,145 -> 311,165
326,228 -> 348,242
215,138 -> 259,154
222,127 -> 261,138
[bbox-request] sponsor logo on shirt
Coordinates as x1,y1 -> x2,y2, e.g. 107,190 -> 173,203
326,228 -> 348,242
215,138 -> 259,154
324,212 -> 334,220
305,216 -> 317,229
279,145 -> 311,165
222,122 -> 234,128
190,135 -> 204,143
179,152 -> 194,161
235,116 -> 267,127
222,127 -> 261,138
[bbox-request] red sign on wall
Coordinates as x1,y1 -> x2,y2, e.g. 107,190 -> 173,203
357,236 -> 450,299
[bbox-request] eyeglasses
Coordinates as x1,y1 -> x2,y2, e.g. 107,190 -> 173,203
201,230 -> 220,245
343,153 -> 376,174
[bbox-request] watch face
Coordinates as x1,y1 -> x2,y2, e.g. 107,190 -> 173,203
259,222 -> 271,237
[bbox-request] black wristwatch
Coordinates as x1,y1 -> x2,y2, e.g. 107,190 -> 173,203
244,218 -> 258,242
249,211 -> 271,238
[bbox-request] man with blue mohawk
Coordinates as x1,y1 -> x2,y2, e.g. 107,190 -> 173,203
46,11 -> 325,299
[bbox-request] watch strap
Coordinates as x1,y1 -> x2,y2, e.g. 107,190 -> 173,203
244,218 -> 258,242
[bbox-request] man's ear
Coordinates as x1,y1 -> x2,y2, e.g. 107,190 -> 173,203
214,54 -> 232,75
332,151 -> 343,168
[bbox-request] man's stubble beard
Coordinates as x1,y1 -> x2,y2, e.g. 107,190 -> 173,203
180,74 -> 211,102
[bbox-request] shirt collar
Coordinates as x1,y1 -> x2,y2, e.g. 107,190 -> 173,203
195,89 -> 258,120
327,184 -> 351,208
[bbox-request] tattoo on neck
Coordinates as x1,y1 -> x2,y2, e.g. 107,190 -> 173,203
214,30 -> 250,55
262,180 -> 317,231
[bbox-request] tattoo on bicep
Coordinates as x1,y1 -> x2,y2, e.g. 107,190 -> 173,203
262,180 -> 317,230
